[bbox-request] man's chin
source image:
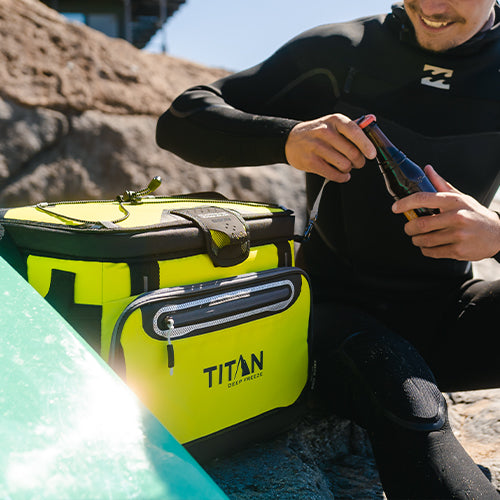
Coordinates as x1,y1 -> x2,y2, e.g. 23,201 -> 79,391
415,35 -> 458,52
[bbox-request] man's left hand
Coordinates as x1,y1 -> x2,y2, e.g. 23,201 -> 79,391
392,165 -> 500,261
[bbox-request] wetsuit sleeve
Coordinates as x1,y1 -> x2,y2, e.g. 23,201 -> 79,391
156,83 -> 299,167
155,29 -> 328,167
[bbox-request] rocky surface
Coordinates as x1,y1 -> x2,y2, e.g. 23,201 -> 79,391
0,0 -> 306,230
1,1 -> 499,498
206,390 -> 500,499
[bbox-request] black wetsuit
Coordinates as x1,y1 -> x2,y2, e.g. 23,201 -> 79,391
157,3 -> 500,498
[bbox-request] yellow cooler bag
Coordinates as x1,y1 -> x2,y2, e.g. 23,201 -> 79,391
0,178 -> 313,460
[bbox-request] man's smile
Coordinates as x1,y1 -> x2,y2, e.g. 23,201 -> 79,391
420,16 -> 453,29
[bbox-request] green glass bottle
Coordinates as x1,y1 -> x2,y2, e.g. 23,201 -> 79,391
357,114 -> 438,220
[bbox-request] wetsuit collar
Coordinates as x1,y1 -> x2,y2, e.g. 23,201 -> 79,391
388,1 -> 500,55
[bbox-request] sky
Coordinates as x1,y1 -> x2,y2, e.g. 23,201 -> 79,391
146,0 -> 394,71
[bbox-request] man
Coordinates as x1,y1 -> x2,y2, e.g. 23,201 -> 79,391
156,1 -> 500,497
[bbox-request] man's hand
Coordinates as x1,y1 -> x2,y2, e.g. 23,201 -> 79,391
392,165 -> 500,261
285,114 -> 376,183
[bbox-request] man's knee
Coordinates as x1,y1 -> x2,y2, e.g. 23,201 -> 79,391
459,278 -> 500,318
339,330 -> 446,431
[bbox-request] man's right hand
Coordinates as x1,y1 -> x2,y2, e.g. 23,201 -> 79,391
285,113 -> 377,182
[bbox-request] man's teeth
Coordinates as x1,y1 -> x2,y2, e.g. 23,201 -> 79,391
421,17 -> 450,28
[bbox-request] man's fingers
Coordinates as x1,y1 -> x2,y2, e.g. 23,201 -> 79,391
313,133 -> 366,172
284,113 -> 377,182
334,117 -> 377,161
309,156 -> 352,183
391,167 -> 464,215
392,190 -> 469,215
392,191 -> 442,214
402,208 -> 455,236
424,165 -> 459,193
419,244 -> 463,260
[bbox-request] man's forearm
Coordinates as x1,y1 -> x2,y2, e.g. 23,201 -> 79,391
156,85 -> 299,167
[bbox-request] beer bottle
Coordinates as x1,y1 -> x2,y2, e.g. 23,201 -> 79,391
356,114 -> 438,220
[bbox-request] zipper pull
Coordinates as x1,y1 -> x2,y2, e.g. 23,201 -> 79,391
116,176 -> 162,204
137,176 -> 162,198
165,316 -> 175,376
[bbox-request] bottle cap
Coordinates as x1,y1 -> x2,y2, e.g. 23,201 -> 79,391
355,114 -> 376,129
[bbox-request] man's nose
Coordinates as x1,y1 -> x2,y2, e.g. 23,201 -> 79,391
418,0 -> 450,17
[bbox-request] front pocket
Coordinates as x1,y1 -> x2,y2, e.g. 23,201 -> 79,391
108,267 -> 311,445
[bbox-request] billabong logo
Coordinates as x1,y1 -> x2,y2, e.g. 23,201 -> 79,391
204,351 -> 263,388
421,64 -> 454,90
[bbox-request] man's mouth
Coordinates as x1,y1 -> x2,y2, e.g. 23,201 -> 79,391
420,16 -> 452,29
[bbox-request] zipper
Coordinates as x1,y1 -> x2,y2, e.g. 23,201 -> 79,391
35,176 -> 164,226
109,269 -> 300,371
30,175 -> 289,228
35,195 -> 287,215
3,198 -> 290,233
2,176 -> 290,231
150,279 -> 295,339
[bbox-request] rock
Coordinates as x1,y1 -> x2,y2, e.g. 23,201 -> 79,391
0,1 -> 498,499
447,390 -> 500,488
0,96 -> 307,232
0,0 -> 307,231
0,0 -> 225,116
205,390 -> 500,499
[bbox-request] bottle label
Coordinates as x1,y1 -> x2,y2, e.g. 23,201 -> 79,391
404,210 -> 418,221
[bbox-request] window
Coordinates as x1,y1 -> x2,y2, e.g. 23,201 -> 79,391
87,13 -> 119,38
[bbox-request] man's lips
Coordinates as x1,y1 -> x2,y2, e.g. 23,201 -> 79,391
420,16 -> 453,29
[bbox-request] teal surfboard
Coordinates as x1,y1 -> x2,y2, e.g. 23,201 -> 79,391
0,253 -> 227,500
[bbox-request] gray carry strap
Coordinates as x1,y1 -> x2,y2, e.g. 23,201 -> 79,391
171,206 -> 250,267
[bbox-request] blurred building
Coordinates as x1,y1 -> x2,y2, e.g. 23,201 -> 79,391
41,0 -> 187,49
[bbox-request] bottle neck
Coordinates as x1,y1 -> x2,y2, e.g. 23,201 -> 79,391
362,122 -> 405,169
